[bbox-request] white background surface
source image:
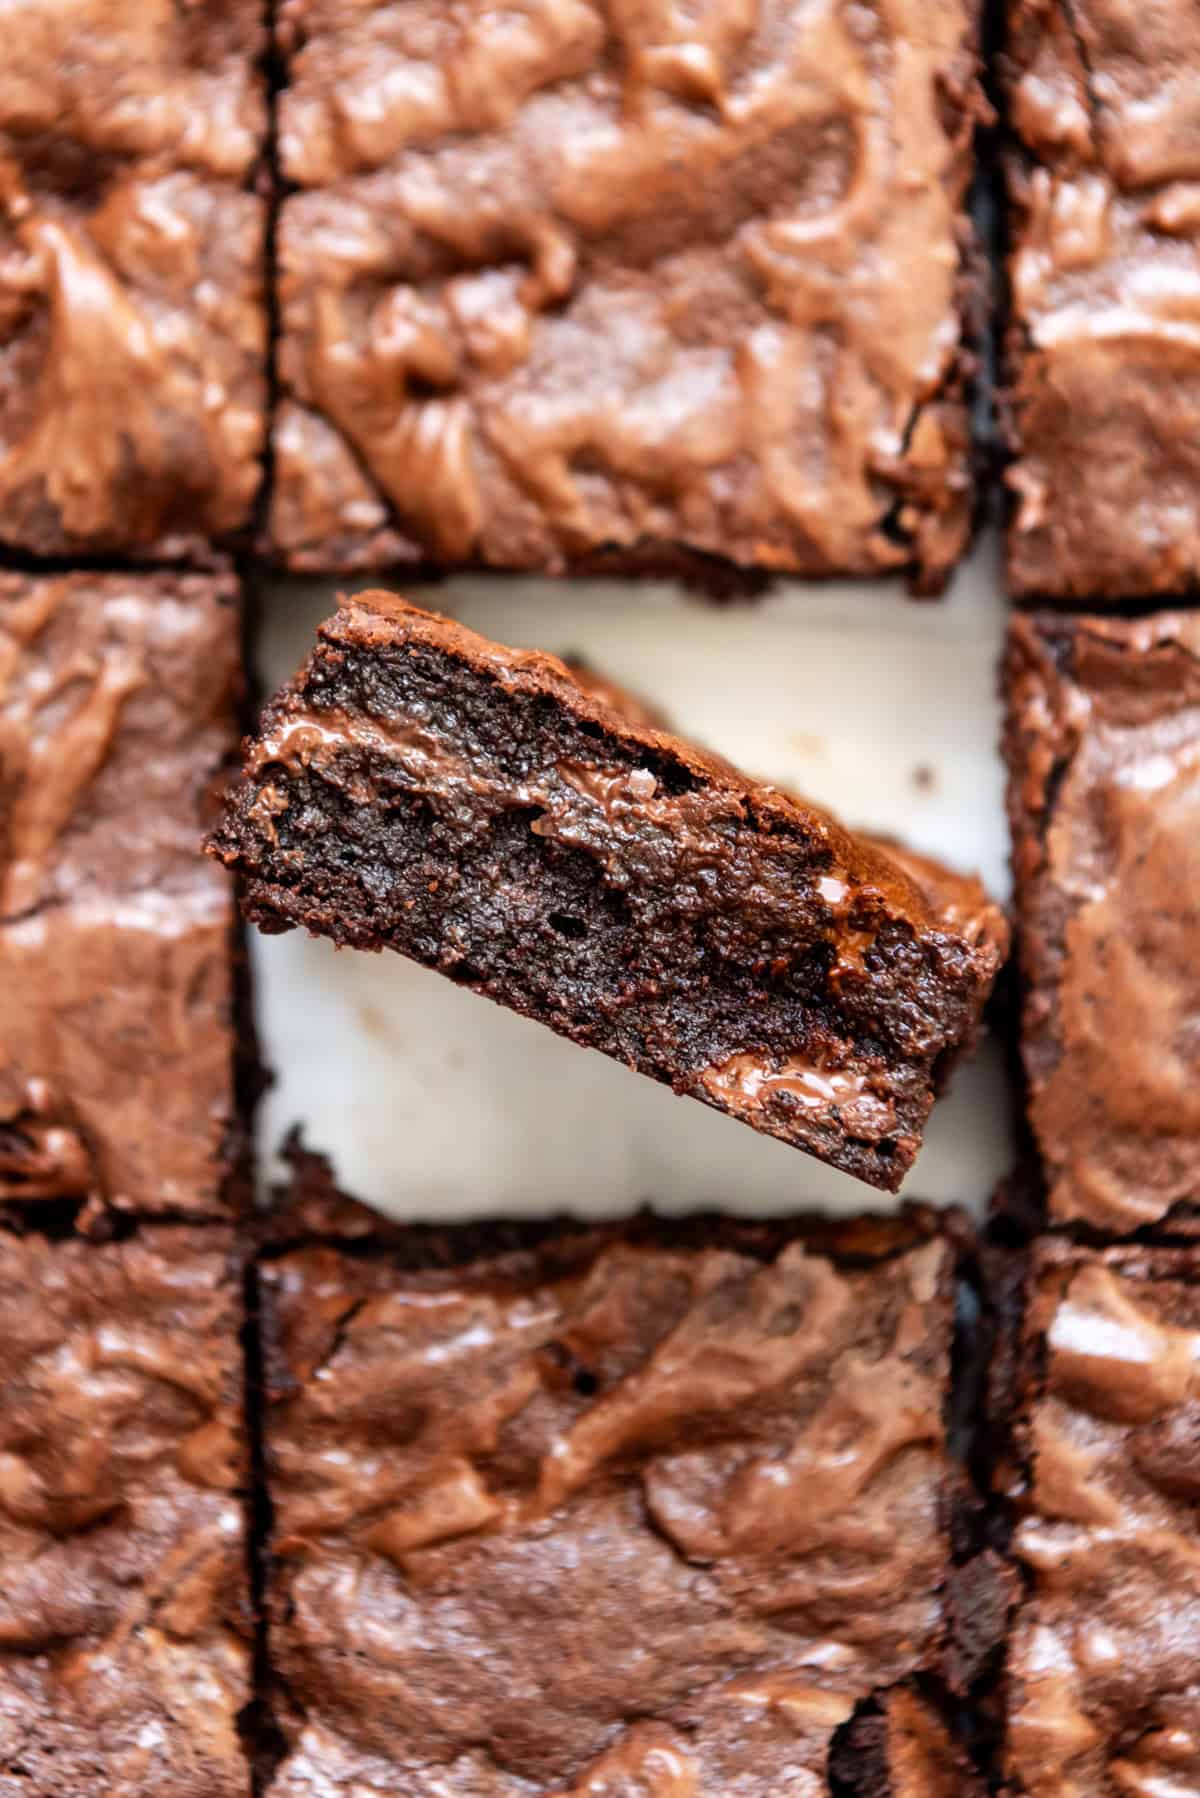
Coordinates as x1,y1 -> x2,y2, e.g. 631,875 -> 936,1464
253,533 -> 1013,1222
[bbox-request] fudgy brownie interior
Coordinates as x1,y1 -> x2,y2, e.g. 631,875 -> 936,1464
213,594 -> 1007,1190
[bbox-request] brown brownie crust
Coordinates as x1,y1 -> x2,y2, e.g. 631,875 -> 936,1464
269,0 -> 982,589
1002,1240 -> 1200,1796
1,572 -> 241,1222
260,1213 -> 969,1795
212,592 -> 1008,1192
1003,611 -> 1200,1233
0,0 -> 267,558
0,1226 -> 249,1797
1003,0 -> 1200,600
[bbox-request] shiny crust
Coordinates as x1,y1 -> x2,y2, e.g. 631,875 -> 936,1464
260,1214 -> 964,1794
0,1226 -> 249,1797
0,572 -> 241,1223
1003,0 -> 1200,600
1004,1240 -> 1200,1797
1003,611 -> 1200,1232
269,0 -> 983,588
0,0 -> 267,557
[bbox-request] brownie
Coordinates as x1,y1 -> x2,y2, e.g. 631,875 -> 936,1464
1,571 -> 242,1222
0,1 -> 267,558
1003,612 -> 1200,1233
268,0 -> 983,590
212,592 -> 1008,1192
0,1225 -> 249,1797
1003,0 -> 1200,600
259,1212 -> 981,1795
999,1239 -> 1200,1796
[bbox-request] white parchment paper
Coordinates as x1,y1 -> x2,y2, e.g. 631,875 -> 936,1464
252,532 -> 1012,1223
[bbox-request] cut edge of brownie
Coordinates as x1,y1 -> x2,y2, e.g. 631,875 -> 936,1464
211,593 -> 1007,1194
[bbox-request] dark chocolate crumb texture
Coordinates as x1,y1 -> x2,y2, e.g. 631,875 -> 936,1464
259,1211 -> 984,1796
0,571 -> 241,1224
212,593 -> 1009,1192
0,1225 -> 249,1798
1004,611 -> 1200,1234
998,1239 -> 1200,1797
268,0 -> 983,590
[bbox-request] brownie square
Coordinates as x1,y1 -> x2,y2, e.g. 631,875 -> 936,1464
260,1212 -> 978,1796
269,0 -> 982,590
1000,1240 -> 1200,1796
212,593 -> 1008,1192
1004,0 -> 1200,600
1003,611 -> 1200,1233
0,1225 -> 249,1797
0,2 -> 268,558
1,571 -> 242,1221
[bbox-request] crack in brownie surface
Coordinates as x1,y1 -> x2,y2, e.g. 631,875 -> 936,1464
260,1216 -> 976,1795
0,1226 -> 249,1798
0,572 -> 241,1222
212,592 -> 1008,1191
0,0 -> 267,557
270,0 -> 982,587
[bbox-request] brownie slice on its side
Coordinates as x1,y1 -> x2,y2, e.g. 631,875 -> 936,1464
1003,0 -> 1200,601
1004,612 -> 1200,1233
211,593 -> 1008,1193
997,1240 -> 1200,1797
0,1 -> 268,558
0,572 -> 243,1225
258,1210 -> 987,1797
268,0 -> 982,591
0,1225 -> 250,1797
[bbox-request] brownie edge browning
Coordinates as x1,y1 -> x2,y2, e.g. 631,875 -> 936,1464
212,592 -> 1009,1192
259,1212 -> 978,1795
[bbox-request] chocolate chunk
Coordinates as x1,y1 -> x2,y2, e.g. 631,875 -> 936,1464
1003,611 -> 1200,1233
1004,0 -> 1200,599
211,592 -> 1008,1192
0,2 -> 268,557
1,572 -> 241,1222
260,1213 -> 970,1795
268,0 -> 983,590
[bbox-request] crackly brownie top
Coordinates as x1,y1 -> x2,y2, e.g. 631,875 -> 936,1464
1005,612 -> 1200,1232
0,572 -> 239,1219
271,0 -> 980,583
0,571 -> 241,918
0,1226 -> 248,1797
264,1220 -> 957,1793
1006,1241 -> 1200,1798
0,0 -> 267,552
1005,0 -> 1200,597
